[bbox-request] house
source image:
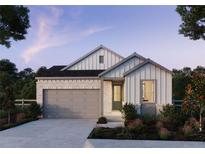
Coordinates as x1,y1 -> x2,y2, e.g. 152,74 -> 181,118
36,45 -> 172,119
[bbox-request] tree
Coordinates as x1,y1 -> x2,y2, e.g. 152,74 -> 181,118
0,5 -> 30,48
15,68 -> 36,99
183,72 -> 205,131
172,68 -> 191,100
0,59 -> 18,108
36,66 -> 47,76
2,86 -> 15,124
176,6 -> 205,40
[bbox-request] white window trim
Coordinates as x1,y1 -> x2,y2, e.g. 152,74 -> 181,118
140,79 -> 156,104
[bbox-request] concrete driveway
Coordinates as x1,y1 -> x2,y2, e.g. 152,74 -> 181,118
0,119 -> 96,148
1,119 -> 205,148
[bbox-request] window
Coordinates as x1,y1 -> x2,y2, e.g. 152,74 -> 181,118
99,55 -> 104,64
112,84 -> 122,110
113,85 -> 121,102
142,80 -> 155,103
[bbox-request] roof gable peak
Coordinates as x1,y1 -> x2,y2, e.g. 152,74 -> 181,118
61,45 -> 123,71
124,58 -> 172,76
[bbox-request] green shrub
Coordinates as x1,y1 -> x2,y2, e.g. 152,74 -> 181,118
159,127 -> 171,140
185,117 -> 200,132
97,117 -> 107,124
128,124 -> 146,134
27,102 -> 42,119
183,125 -> 193,137
0,110 -> 7,118
155,121 -> 164,129
13,106 -> 29,113
121,103 -> 138,121
159,104 -> 187,131
127,119 -> 143,127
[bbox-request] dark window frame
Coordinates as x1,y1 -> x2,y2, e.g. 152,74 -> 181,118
99,55 -> 104,64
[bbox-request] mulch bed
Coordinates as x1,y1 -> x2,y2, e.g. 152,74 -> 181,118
88,127 -> 205,142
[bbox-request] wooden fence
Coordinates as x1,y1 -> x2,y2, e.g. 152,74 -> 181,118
172,99 -> 183,107
14,99 -> 182,108
15,99 -> 36,108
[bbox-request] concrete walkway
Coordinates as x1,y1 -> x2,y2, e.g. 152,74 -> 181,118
1,119 -> 205,148
84,139 -> 205,148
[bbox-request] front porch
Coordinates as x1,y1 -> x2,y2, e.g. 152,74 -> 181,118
101,78 -> 125,121
100,77 -> 164,121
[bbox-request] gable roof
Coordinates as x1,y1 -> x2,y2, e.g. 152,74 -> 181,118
123,59 -> 172,76
98,52 -> 147,77
36,65 -> 105,77
61,45 -> 124,71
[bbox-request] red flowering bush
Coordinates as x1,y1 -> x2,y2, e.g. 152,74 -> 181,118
159,127 -> 171,140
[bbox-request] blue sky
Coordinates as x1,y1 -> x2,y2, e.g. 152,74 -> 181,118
0,5 -> 205,71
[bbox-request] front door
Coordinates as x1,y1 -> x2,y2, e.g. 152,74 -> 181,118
112,83 -> 122,110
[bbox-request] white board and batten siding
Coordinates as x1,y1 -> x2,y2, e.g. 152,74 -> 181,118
68,48 -> 123,70
103,57 -> 144,78
125,63 -> 172,106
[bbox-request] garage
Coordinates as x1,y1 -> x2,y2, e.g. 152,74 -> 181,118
43,89 -> 100,118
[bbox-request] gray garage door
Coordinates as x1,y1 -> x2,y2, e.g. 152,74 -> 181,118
43,89 -> 100,118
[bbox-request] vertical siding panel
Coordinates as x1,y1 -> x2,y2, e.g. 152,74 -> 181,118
87,56 -> 90,70
145,64 -> 151,80
140,68 -> 145,79
104,49 -> 108,69
130,58 -> 134,69
96,51 -> 99,70
115,68 -> 120,77
126,77 -> 129,103
156,67 -> 161,105
168,73 -> 171,103
151,65 -> 156,79
134,73 -> 136,105
167,73 -> 172,104
161,70 -> 166,105
165,72 -> 167,104
120,66 -> 124,77
85,58 -> 88,70
136,72 -> 140,105
131,75 -> 134,104
107,50 -> 111,68
81,59 -> 84,70
93,52 -> 97,69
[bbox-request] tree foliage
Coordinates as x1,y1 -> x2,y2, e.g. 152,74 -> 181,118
0,59 -> 37,109
172,67 -> 191,100
183,72 -> 205,131
2,86 -> 15,124
172,66 -> 205,100
0,5 -> 30,48
176,6 -> 205,40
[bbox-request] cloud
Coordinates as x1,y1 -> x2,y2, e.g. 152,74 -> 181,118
21,7 -> 112,63
81,26 -> 113,37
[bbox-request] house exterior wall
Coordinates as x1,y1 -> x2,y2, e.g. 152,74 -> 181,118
36,78 -> 101,106
103,57 -> 144,78
124,63 -> 172,113
68,48 -> 123,70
